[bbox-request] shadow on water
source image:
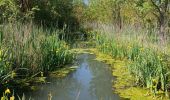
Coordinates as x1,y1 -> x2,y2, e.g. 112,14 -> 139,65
24,53 -> 128,100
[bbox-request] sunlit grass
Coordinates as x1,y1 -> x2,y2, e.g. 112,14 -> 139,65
93,26 -> 170,96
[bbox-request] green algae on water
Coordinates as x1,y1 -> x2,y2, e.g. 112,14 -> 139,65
90,48 -> 169,100
50,65 -> 78,78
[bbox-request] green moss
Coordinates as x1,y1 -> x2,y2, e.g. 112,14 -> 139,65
71,48 -> 94,54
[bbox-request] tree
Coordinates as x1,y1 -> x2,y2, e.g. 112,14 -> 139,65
84,0 -> 114,23
0,0 -> 19,22
150,0 -> 169,41
125,0 -> 169,41
73,0 -> 85,24
112,0 -> 126,30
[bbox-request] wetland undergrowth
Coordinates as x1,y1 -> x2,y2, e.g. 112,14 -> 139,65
0,23 -> 75,96
91,27 -> 170,98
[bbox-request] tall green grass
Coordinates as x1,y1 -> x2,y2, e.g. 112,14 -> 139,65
93,26 -> 170,95
0,23 -> 75,84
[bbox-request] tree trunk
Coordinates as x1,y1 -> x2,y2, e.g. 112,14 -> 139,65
159,12 -> 165,43
117,5 -> 122,31
20,0 -> 30,12
115,4 -> 122,35
150,0 -> 169,44
21,0 -> 25,12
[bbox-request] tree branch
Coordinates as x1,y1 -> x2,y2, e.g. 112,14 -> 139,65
150,0 -> 161,14
164,0 -> 169,12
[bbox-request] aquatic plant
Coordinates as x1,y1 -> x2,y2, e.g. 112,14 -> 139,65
94,29 -> 170,96
1,88 -> 29,100
1,88 -> 13,100
0,23 -> 75,84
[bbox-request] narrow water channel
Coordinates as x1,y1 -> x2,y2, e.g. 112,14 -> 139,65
25,53 -> 122,100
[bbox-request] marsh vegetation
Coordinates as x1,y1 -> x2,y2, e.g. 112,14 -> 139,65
0,0 -> 170,100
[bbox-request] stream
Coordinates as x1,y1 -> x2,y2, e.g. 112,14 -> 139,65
25,53 -> 122,100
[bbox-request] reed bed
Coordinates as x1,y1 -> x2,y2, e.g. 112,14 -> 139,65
0,23 -> 75,84
93,25 -> 170,95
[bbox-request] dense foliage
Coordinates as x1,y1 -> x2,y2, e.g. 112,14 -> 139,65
0,0 -> 86,31
85,0 -> 169,39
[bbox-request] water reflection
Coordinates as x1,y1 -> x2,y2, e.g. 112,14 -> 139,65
25,53 -> 121,100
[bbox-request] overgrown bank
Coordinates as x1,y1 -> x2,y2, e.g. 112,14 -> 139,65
0,23 -> 75,94
84,47 -> 168,100
89,29 -> 170,99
